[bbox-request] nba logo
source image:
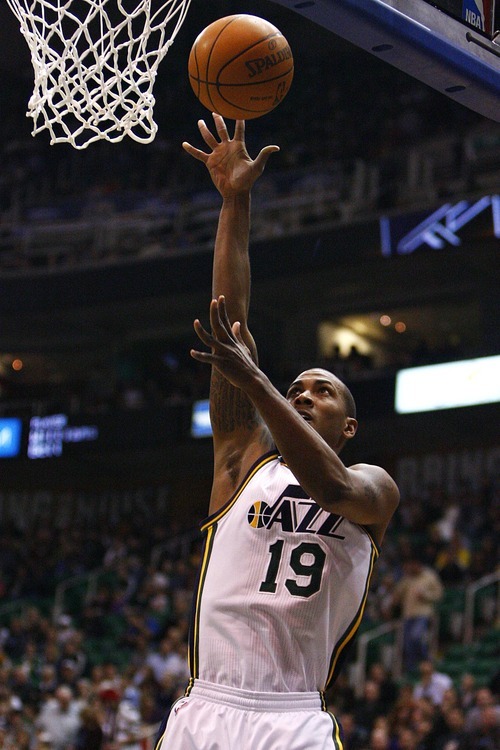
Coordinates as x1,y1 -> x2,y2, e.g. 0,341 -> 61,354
462,0 -> 486,31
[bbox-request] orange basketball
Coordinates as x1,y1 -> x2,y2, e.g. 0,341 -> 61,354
188,14 -> 294,120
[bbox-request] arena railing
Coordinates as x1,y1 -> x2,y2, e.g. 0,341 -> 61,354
463,570 -> 500,644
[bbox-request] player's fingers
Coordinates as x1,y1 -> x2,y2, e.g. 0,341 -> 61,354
198,119 -> 219,149
214,296 -> 236,340
254,145 -> 280,172
232,321 -> 244,342
212,113 -> 230,141
234,120 -> 245,141
182,141 -> 209,163
209,297 -> 230,339
193,318 -> 214,346
216,295 -> 231,327
190,348 -> 213,363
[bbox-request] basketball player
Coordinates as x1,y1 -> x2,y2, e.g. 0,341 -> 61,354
155,114 -> 399,750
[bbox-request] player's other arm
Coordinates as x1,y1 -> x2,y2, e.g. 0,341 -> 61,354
243,371 -> 399,542
235,359 -> 399,534
192,301 -> 398,539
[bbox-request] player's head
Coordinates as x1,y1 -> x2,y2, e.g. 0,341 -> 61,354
286,368 -> 358,454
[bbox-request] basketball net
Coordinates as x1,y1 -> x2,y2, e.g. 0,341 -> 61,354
6,0 -> 192,149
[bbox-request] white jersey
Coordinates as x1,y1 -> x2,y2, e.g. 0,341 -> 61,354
187,451 -> 378,695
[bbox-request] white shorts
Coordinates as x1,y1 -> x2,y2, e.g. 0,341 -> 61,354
155,679 -> 343,750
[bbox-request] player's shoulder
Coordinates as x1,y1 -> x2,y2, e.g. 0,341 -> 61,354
349,463 -> 399,545
349,462 -> 400,503
348,461 -> 396,482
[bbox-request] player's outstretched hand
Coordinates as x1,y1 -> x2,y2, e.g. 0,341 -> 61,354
191,295 -> 260,390
182,113 -> 279,198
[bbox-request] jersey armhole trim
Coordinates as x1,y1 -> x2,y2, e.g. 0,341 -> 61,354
360,525 -> 381,557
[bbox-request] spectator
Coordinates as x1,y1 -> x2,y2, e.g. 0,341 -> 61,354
74,704 -> 104,750
20,607 -> 47,649
412,709 -> 435,750
338,711 -> 368,749
57,660 -> 80,690
58,635 -> 87,681
145,633 -> 187,686
442,687 -> 460,713
38,665 -> 58,699
353,680 -> 387,735
325,672 -> 356,715
2,695 -> 32,748
387,684 -> 418,736
98,663 -> 123,697
3,618 -> 27,662
489,668 -> 500,699
395,726 -> 419,750
413,660 -> 453,706
40,641 -> 60,674
464,687 -> 500,732
138,689 -> 164,728
391,555 -> 444,672
430,705 -> 467,750
9,664 -> 40,710
99,683 -> 123,747
461,704 -> 500,749
35,685 -> 81,750
74,678 -> 94,711
458,673 -> 477,713
18,640 -> 42,681
434,532 -> 471,585
368,663 -> 399,714
113,696 -> 143,750
100,684 -> 143,750
54,615 -> 78,647
368,725 -> 391,749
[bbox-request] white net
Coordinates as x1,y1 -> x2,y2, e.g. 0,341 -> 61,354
6,0 -> 192,149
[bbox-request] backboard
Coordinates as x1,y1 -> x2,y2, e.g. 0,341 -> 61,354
271,0 -> 500,122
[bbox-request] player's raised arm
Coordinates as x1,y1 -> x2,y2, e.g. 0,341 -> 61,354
183,115 -> 279,509
183,115 -> 278,350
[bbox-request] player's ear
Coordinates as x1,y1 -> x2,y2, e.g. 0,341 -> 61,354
343,417 -> 358,441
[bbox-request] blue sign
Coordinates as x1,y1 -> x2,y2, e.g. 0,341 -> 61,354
191,400 -> 212,438
27,414 -> 98,459
0,418 -> 22,458
462,0 -> 485,31
380,195 -> 500,257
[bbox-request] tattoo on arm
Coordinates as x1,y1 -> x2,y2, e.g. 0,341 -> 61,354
210,372 -> 260,433
362,474 -> 396,512
362,478 -> 379,507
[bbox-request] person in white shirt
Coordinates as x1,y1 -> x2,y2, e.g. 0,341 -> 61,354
146,635 -> 188,685
412,660 -> 453,706
35,685 -> 81,750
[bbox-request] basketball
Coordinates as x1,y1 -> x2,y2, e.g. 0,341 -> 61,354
188,14 -> 294,120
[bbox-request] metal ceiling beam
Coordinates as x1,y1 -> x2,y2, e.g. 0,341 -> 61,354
271,0 -> 500,122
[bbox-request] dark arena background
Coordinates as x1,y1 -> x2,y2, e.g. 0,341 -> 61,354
0,1 -> 498,748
